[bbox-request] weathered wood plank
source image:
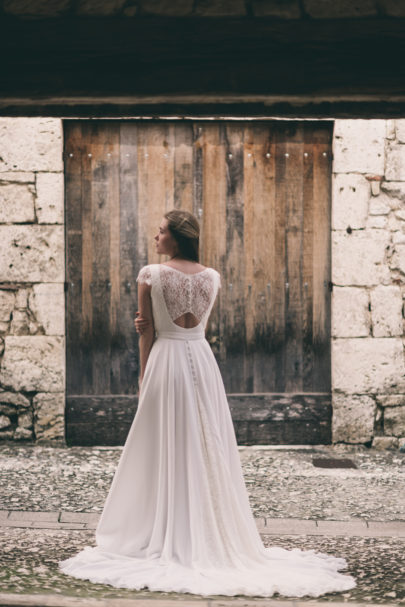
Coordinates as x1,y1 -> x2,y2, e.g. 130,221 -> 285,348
119,123 -> 141,392
142,123 -> 173,263
193,123 -> 220,353
302,127 -> 315,391
312,127 -> 332,391
90,123 -> 112,394
199,123 -> 227,364
136,125 -> 150,271
105,123 -> 121,394
65,122 -> 84,396
224,123 -> 246,392
174,123 -> 193,212
284,130 -> 304,392
273,126 -> 288,392
80,122 -> 94,394
244,124 -> 276,391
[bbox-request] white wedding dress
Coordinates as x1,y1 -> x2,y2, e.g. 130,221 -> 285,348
58,263 -> 356,598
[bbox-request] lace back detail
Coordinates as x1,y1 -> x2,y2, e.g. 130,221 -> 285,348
160,267 -> 215,327
136,264 -> 220,328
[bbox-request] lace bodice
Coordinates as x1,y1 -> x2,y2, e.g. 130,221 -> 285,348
136,264 -> 221,327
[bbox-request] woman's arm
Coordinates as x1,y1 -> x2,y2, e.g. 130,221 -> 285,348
137,282 -> 155,391
134,310 -> 151,334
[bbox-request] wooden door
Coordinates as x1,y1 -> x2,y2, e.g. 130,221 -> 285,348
64,120 -> 333,445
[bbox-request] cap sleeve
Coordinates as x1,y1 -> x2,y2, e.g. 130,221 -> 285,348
215,269 -> 221,289
136,265 -> 152,286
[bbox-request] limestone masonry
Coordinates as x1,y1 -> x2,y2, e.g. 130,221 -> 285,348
0,118 -> 404,448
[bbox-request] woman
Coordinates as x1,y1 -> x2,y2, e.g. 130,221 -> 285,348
59,209 -> 356,598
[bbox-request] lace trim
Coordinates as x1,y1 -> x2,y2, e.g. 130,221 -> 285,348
136,264 -> 220,325
136,266 -> 152,286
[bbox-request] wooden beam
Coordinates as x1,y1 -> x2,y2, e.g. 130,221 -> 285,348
1,16 -> 405,118
66,392 -> 331,445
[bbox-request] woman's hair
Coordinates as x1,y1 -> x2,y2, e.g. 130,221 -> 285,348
163,209 -> 200,262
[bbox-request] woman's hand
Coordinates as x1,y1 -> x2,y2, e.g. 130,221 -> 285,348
134,311 -> 151,335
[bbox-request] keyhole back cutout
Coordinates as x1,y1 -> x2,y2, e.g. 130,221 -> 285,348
172,312 -> 201,329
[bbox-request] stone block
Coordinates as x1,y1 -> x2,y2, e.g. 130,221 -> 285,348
332,393 -> 376,443
0,390 -> 30,408
376,394 -> 405,407
333,120 -> 385,174
332,230 -> 390,286
76,0 -> 126,14
137,0 -> 193,14
28,283 -> 65,335
252,0 -> 301,17
0,415 -> 11,430
122,4 -> 137,16
0,183 -> 35,223
0,291 -> 15,322
0,336 -> 64,392
386,144 -> 405,181
331,287 -> 369,337
393,232 -> 405,244
395,119 -> 405,143
0,172 -> 35,183
33,392 -> 65,441
0,430 -> 14,439
366,215 -> 388,229
4,0 -> 71,16
386,120 -> 396,140
9,309 -> 31,336
0,225 -> 64,282
332,173 -> 369,230
384,406 -> 405,437
18,411 -> 33,428
369,193 -> 391,215
370,285 -> 403,337
332,337 -> 405,393
194,0 -> 245,15
381,181 -> 405,203
60,511 -> 100,523
372,436 -> 399,450
388,214 -> 404,231
0,118 -> 63,172
15,288 -> 29,309
35,173 -> 64,224
381,0 -> 405,16
14,427 -> 33,440
304,0 -> 377,17
371,181 -> 381,196
390,243 -> 405,275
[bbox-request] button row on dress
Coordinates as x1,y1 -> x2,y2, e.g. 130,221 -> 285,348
185,340 -> 198,386
186,277 -> 192,310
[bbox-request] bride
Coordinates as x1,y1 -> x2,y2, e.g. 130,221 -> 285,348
58,209 -> 356,598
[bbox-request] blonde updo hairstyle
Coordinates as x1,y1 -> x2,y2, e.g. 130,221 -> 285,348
163,209 -> 200,262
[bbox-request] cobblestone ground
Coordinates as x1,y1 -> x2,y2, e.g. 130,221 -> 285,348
0,443 -> 404,604
0,443 -> 403,521
0,527 -> 403,604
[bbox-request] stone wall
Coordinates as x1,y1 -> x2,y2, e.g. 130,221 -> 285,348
0,119 -> 65,444
332,119 -> 405,450
0,117 -> 404,448
1,0 -> 404,18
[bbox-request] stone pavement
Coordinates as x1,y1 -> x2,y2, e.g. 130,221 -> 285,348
0,443 -> 404,606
